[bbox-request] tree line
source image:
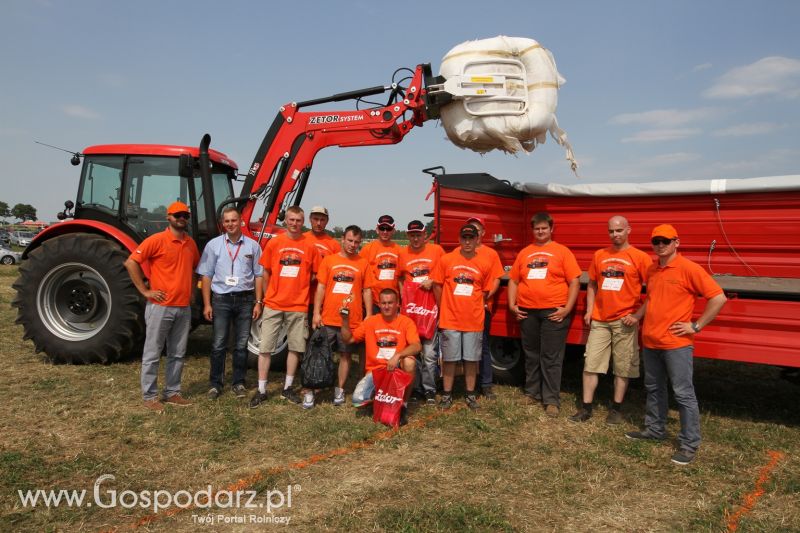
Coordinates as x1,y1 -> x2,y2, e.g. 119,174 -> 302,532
0,201 -> 38,222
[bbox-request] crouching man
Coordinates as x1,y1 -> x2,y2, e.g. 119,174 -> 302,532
340,288 -> 420,426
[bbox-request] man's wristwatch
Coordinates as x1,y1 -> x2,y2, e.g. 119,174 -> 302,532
691,322 -> 701,333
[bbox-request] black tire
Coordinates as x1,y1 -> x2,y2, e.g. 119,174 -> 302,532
1,255 -> 15,265
246,315 -> 288,370
490,335 -> 525,385
12,233 -> 145,364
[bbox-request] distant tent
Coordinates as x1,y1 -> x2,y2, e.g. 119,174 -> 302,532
21,220 -> 48,229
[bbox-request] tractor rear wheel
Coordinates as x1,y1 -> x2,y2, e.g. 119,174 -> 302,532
13,233 -> 145,364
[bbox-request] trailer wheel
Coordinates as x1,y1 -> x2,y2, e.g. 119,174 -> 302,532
13,233 -> 145,364
246,316 -> 289,370
490,336 -> 524,385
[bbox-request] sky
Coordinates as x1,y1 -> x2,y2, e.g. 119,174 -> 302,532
1,0 -> 799,229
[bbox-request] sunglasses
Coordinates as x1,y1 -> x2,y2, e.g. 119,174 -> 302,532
651,237 -> 675,246
377,225 -> 394,232
171,212 -> 191,220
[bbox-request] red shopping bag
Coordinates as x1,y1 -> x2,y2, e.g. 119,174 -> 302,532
372,366 -> 413,428
401,281 -> 438,339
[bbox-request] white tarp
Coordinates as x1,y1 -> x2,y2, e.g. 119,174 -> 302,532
513,175 -> 800,197
438,36 -> 578,174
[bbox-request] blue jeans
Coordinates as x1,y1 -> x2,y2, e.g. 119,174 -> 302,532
642,346 -> 701,452
210,292 -> 255,390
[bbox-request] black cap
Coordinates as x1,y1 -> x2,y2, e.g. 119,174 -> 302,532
377,214 -> 394,225
407,220 -> 425,233
459,224 -> 478,238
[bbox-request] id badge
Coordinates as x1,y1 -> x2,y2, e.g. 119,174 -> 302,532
332,282 -> 353,295
378,269 -> 395,281
377,347 -> 396,360
225,276 -> 239,287
454,283 -> 473,296
602,277 -> 624,291
280,266 -> 300,278
527,268 -> 547,280
412,275 -> 429,283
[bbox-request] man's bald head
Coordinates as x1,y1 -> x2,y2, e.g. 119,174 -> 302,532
607,216 -> 631,248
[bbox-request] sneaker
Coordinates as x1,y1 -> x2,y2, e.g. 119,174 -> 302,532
143,399 -> 164,412
671,448 -> 696,465
425,391 -> 437,406
399,406 -> 409,426
281,387 -> 302,405
207,387 -> 221,400
545,404 -> 559,417
605,409 -> 624,425
164,394 -> 191,406
625,430 -> 664,441
232,384 -> 247,398
569,409 -> 592,423
439,394 -> 453,410
333,389 -> 346,406
249,391 -> 268,409
481,387 -> 497,400
410,390 -> 424,403
465,394 -> 480,411
302,391 -> 315,410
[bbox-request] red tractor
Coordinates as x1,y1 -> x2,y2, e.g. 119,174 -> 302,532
13,63 -> 456,364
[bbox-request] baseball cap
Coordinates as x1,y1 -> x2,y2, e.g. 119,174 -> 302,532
167,201 -> 190,215
460,224 -> 478,238
377,214 -> 395,226
466,216 -> 485,227
309,206 -> 329,216
651,224 -> 678,240
407,220 -> 425,233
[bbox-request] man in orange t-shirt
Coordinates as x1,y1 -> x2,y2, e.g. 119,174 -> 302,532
570,216 -> 652,425
306,225 -> 373,409
398,219 -> 445,404
305,205 -> 341,308
431,225 -> 492,410
465,216 -> 506,399
250,206 -> 320,408
625,224 -> 726,466
341,288 -> 420,425
361,214 -> 402,310
125,201 -> 200,412
508,212 -> 581,417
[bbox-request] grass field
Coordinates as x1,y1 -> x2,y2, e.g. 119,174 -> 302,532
0,264 -> 798,532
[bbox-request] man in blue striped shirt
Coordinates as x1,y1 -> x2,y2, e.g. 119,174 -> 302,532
197,207 -> 264,399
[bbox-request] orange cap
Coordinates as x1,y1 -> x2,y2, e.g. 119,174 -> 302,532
167,201 -> 190,215
651,224 -> 678,240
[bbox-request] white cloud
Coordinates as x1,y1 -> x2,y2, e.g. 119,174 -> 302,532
695,148 -> 800,176
61,105 -> 101,120
704,56 -> 800,99
610,107 -> 722,127
712,122 -> 784,137
692,63 -> 712,72
621,128 -> 702,143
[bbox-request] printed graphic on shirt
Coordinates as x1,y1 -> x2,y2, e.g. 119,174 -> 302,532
374,328 -> 400,359
376,252 -> 398,281
331,264 -> 357,294
526,252 -> 552,280
599,258 -> 631,291
406,258 -> 433,282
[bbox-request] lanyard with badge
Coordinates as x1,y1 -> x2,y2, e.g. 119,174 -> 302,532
224,239 -> 242,286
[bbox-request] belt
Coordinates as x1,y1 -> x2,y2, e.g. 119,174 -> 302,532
214,290 -> 254,297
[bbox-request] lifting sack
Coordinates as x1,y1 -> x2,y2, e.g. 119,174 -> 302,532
438,35 -> 578,173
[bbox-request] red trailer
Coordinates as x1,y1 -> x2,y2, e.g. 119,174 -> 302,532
432,171 -> 800,383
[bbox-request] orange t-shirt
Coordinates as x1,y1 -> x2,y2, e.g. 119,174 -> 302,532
588,246 -> 652,321
642,254 -> 723,350
509,241 -> 581,309
129,228 -> 200,307
361,240 -> 402,303
431,251 -> 492,332
304,230 -> 341,258
260,233 -> 320,312
351,314 -> 419,374
399,243 -> 445,283
317,253 -> 373,328
458,244 -> 506,312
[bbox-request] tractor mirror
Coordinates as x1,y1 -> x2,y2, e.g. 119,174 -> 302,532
178,154 -> 195,178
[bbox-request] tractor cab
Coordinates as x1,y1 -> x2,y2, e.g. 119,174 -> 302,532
76,144 -> 238,250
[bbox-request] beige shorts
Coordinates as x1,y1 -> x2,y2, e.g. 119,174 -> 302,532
259,307 -> 308,354
583,319 -> 640,378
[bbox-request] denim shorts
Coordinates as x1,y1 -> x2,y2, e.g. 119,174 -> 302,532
440,329 -> 482,362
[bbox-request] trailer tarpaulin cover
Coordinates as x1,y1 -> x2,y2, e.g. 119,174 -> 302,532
513,175 -> 800,197
438,36 -> 577,174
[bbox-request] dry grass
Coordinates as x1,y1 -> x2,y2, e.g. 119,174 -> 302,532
0,265 -> 798,532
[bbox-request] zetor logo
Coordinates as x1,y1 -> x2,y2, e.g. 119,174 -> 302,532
308,114 -> 365,125
405,302 -> 437,317
374,388 -> 402,405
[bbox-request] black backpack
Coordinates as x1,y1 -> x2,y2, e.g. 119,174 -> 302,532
301,327 -> 335,389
